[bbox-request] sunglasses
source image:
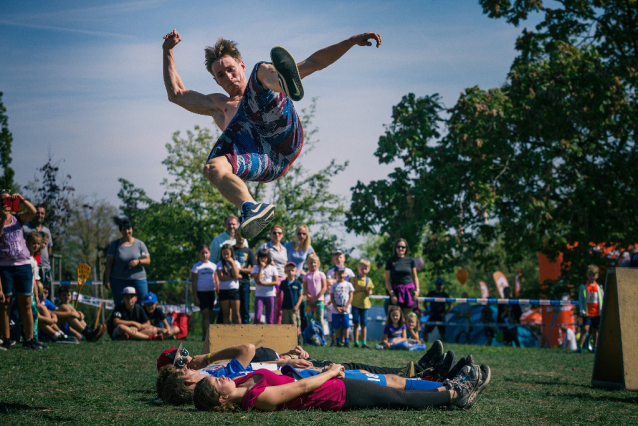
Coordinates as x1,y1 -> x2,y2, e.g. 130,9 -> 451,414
396,246 -> 407,249
169,347 -> 190,368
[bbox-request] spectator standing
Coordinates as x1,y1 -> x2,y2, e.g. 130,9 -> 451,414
351,259 -> 373,348
302,253 -> 327,325
455,292 -> 472,343
22,204 -> 53,298
216,244 -> 242,324
233,235 -> 256,325
257,225 -> 288,324
497,287 -> 522,347
0,191 -> 43,350
329,265 -> 355,347
385,238 -> 420,319
191,244 -> 218,340
284,225 -> 314,276
210,215 -> 248,264
480,302 -> 495,346
578,264 -> 604,353
104,218 -> 151,306
252,248 -> 280,324
326,249 -> 355,346
280,262 -> 303,343
423,278 -> 452,343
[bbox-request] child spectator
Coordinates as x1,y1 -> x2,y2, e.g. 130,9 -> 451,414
55,285 -> 106,342
578,264 -> 604,353
406,312 -> 421,344
216,244 -> 242,324
252,248 -> 279,324
142,292 -> 180,338
233,235 -> 256,325
351,258 -> 373,348
329,265 -> 354,347
379,305 -> 408,350
561,324 -> 578,351
480,302 -> 495,346
191,245 -> 218,339
280,262 -> 303,343
326,249 -> 355,346
107,286 -> 162,340
36,283 -> 77,343
302,253 -> 327,325
25,231 -> 42,343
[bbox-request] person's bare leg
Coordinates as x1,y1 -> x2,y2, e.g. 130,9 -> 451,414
579,324 -> 590,348
120,325 -> 150,340
256,63 -> 283,92
203,157 -> 253,208
16,295 -> 34,339
0,297 -> 11,340
231,300 -> 241,324
221,300 -> 231,324
201,308 -> 211,337
353,323 -> 360,343
361,325 -> 367,342
39,322 -> 58,338
65,317 -> 87,334
139,326 -> 160,337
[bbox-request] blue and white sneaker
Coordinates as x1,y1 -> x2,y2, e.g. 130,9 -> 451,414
238,202 -> 276,239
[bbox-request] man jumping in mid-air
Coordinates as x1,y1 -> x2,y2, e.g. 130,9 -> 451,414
162,29 -> 381,239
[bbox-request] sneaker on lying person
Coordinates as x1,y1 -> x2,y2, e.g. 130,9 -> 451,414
444,365 -> 481,410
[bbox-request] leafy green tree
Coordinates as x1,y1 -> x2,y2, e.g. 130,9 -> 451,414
0,92 -> 16,191
347,0 -> 638,296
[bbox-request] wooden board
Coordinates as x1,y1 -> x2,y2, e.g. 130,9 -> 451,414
592,268 -> 638,390
202,325 -> 297,356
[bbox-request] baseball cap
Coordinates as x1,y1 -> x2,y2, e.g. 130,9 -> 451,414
142,292 -> 158,304
285,261 -> 297,268
122,286 -> 136,295
332,249 -> 344,256
156,342 -> 185,372
334,264 -> 346,273
435,278 -> 444,286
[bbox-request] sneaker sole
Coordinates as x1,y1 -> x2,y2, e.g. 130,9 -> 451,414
239,204 -> 276,239
475,365 -> 491,395
56,340 -> 80,344
270,46 -> 304,101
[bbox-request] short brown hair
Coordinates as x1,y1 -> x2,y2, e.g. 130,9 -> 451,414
162,369 -> 194,406
156,365 -> 177,400
205,38 -> 242,74
193,377 -> 238,412
587,264 -> 599,276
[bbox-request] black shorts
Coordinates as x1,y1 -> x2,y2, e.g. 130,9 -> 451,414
197,291 -> 216,310
423,314 -> 446,334
584,316 -> 601,329
218,289 -> 240,301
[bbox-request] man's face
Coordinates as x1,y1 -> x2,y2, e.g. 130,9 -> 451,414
34,207 -> 46,225
225,217 -> 239,237
211,55 -> 246,96
123,294 -> 137,310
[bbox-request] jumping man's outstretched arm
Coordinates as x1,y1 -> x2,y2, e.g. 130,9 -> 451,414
162,29 -> 221,117
297,32 -> 382,79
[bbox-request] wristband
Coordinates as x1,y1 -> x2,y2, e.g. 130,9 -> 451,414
206,353 -> 212,364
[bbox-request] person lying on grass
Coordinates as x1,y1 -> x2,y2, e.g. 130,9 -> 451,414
193,361 -> 491,412
158,341 -> 480,406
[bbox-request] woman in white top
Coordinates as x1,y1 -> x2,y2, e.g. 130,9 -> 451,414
216,244 -> 242,324
251,248 -> 280,324
191,245 -> 219,340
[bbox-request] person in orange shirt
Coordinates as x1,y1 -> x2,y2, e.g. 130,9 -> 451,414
578,265 -> 604,353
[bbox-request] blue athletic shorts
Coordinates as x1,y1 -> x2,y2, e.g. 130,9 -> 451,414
584,316 -> 601,329
332,312 -> 350,329
0,264 -> 33,297
352,307 -> 368,326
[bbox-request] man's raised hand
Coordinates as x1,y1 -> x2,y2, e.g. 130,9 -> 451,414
163,29 -> 181,50
351,32 -> 382,48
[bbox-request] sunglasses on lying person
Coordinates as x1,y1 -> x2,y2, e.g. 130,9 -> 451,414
167,345 -> 190,368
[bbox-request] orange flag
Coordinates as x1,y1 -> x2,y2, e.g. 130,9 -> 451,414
492,271 -> 509,298
479,281 -> 489,298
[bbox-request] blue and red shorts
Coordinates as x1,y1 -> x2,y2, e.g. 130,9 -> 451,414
208,62 -> 304,183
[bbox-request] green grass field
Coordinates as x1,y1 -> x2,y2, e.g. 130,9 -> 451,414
1,337 -> 636,425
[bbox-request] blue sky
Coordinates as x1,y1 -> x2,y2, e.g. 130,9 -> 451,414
1,0 -> 541,249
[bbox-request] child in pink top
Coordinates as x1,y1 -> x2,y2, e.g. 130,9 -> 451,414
302,253 -> 327,324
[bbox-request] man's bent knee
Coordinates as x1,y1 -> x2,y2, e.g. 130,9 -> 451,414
203,157 -> 233,183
